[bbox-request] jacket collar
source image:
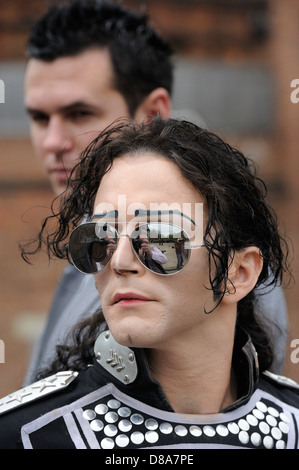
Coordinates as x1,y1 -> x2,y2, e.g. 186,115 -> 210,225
222,327 -> 259,412
93,326 -> 259,413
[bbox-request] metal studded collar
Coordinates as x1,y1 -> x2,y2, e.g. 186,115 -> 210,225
93,327 -> 259,413
94,331 -> 138,386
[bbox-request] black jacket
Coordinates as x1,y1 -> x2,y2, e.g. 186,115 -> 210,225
0,330 -> 298,449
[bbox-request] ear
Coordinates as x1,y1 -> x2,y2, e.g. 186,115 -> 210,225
133,87 -> 171,122
222,246 -> 263,304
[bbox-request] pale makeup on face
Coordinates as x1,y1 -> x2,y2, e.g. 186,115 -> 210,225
92,153 -> 215,354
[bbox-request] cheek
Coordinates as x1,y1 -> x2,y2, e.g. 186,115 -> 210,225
31,127 -> 43,151
94,269 -> 117,312
159,258 -> 209,312
94,271 -> 107,299
74,131 -> 96,155
178,252 -> 211,305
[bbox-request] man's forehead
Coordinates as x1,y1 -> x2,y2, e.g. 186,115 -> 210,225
25,48 -> 114,98
26,48 -> 113,79
91,209 -> 196,225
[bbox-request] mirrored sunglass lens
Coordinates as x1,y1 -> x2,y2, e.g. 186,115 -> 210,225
69,223 -> 117,274
132,223 -> 190,275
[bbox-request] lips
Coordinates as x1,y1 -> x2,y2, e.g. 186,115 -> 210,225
51,168 -> 72,181
112,292 -> 152,305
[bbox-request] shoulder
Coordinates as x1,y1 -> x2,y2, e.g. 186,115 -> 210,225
259,370 -> 299,409
263,370 -> 299,390
0,367 -> 111,448
0,370 -> 79,417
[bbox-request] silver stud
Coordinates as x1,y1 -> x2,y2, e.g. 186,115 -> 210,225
130,413 -> 144,425
238,430 -> 249,445
266,414 -> 277,427
145,418 -> 158,430
95,403 -> 108,415
246,414 -> 258,427
159,422 -> 173,434
108,399 -> 121,409
101,437 -> 115,449
268,406 -> 279,417
128,353 -> 135,362
83,409 -> 96,421
118,419 -> 132,432
259,421 -> 270,435
278,421 -> 289,434
271,427 -> 282,440
130,431 -> 144,445
105,332 -> 110,339
145,431 -> 159,443
252,409 -> 264,420
203,426 -> 215,437
175,425 -> 188,437
105,411 -> 118,423
104,424 -> 118,437
276,440 -> 286,449
228,422 -> 239,434
280,412 -> 291,423
118,406 -> 131,418
90,419 -> 104,432
251,432 -> 262,447
115,434 -> 130,448
263,435 -> 274,449
189,425 -> 202,437
238,419 -> 249,431
123,375 -> 130,384
216,425 -> 229,437
256,401 -> 268,413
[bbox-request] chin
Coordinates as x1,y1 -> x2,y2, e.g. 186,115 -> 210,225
108,321 -> 154,350
51,180 -> 68,197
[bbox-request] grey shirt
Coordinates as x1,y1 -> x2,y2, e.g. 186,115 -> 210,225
24,264 -> 100,385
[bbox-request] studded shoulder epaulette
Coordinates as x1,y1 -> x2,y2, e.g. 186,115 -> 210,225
0,370 -> 78,416
263,370 -> 299,391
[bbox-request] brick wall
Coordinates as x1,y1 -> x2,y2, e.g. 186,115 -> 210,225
268,0 -> 299,379
0,0 -> 298,397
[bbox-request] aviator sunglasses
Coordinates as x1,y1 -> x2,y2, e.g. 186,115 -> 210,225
66,218 -> 198,276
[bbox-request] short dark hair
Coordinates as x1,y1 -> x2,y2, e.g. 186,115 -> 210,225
27,0 -> 173,116
22,117 -> 291,372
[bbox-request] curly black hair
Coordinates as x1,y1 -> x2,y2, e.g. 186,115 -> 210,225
22,117 -> 290,376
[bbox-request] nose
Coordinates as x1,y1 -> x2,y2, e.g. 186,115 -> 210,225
42,116 -> 73,156
109,235 -> 143,276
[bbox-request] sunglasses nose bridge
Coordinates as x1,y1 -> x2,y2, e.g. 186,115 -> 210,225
118,233 -> 129,239
115,231 -> 142,257
109,232 -> 143,274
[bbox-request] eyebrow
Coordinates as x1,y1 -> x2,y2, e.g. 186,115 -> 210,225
91,209 -> 196,225
26,101 -> 98,116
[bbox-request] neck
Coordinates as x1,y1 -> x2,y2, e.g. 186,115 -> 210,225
146,314 -> 237,414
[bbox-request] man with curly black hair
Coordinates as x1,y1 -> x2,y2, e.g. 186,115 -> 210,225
0,119 -> 297,449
